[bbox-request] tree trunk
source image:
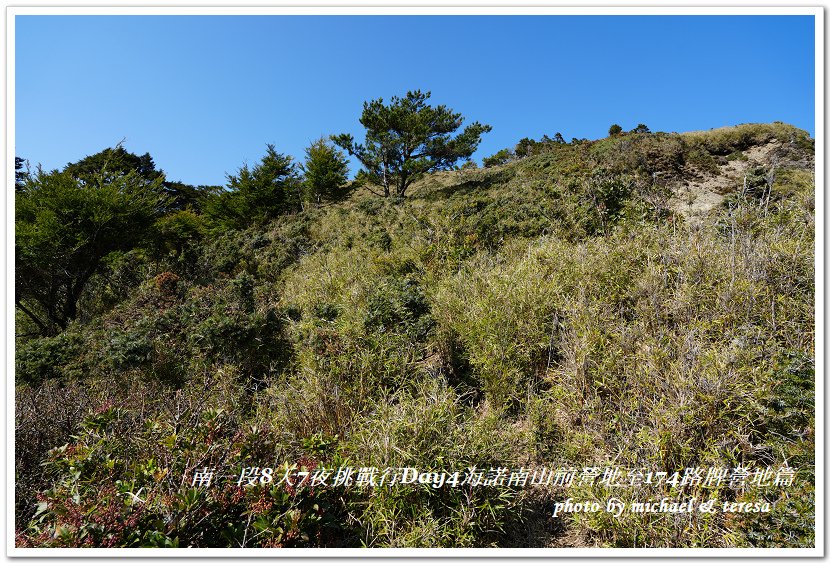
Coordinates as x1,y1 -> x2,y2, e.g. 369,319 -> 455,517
381,156 -> 390,197
397,174 -> 408,198
15,299 -> 47,335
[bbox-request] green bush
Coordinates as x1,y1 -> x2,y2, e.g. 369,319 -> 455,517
18,392 -> 355,547
17,331 -> 86,384
482,149 -> 512,168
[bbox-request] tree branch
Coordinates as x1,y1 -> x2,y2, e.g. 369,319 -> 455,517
15,299 -> 48,335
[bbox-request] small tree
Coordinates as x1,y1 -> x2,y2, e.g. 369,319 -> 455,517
608,124 -> 623,136
206,145 -> 300,231
16,162 -> 166,334
483,149 -> 512,168
514,138 -> 537,158
301,138 -> 350,204
333,90 -> 491,198
15,157 -> 30,191
631,123 -> 651,134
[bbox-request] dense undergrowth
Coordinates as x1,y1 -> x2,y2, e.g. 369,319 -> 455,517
16,122 -> 815,547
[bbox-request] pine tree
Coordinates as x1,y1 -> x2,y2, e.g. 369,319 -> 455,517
301,138 -> 349,204
333,90 -> 491,198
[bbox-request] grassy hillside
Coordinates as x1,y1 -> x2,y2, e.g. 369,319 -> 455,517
16,123 -> 815,548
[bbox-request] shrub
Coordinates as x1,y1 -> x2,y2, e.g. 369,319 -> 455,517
16,331 -> 86,385
482,149 -> 512,168
18,381 -> 356,547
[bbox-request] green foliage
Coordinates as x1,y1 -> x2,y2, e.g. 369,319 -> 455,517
16,331 -> 86,384
105,328 -> 154,371
514,137 -> 537,158
758,351 -> 814,462
344,381 -> 524,547
301,137 -> 350,204
18,390 -> 354,547
190,219 -> 310,285
15,156 -> 30,191
363,277 -> 433,341
185,273 -> 288,379
333,90 -> 491,197
608,123 -> 623,136
151,209 -> 208,262
160,180 -> 219,213
583,169 -> 635,234
206,145 -> 300,231
63,145 -> 215,213
434,247 -> 560,410
64,146 -> 163,187
16,161 -> 166,335
483,148 -> 512,167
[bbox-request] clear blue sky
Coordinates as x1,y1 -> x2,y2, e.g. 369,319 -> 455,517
15,15 -> 815,186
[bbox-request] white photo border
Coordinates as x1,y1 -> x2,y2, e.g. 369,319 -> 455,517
4,3 -> 824,558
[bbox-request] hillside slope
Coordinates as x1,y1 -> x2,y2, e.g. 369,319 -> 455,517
16,123 -> 815,548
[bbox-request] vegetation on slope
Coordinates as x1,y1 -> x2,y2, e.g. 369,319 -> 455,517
15,120 -> 815,548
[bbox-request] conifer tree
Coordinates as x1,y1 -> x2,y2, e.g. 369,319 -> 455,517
301,137 -> 349,204
333,90 -> 491,198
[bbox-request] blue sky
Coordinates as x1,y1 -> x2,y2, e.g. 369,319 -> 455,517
15,14 -> 815,186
